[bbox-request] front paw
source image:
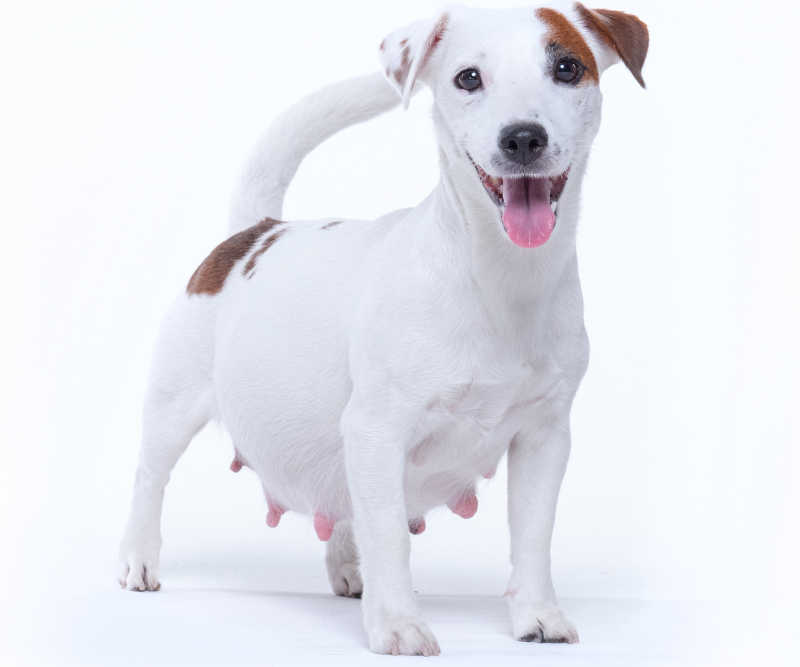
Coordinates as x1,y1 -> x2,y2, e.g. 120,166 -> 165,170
366,615 -> 440,656
118,532 -> 161,592
509,600 -> 579,644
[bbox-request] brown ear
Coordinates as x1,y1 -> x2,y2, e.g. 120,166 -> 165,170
576,4 -> 649,87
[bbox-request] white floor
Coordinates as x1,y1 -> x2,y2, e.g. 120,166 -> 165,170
5,539 -> 724,667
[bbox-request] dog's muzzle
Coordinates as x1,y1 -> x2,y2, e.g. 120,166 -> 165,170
469,156 -> 569,248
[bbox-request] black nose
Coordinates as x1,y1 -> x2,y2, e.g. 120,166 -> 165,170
498,123 -> 549,166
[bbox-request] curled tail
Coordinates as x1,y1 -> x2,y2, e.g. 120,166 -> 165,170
229,72 -> 400,233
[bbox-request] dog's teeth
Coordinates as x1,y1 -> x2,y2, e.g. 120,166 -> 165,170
550,201 -> 558,214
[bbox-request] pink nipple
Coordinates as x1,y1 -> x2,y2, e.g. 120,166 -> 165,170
448,491 -> 478,519
409,518 -> 426,535
266,498 -> 285,528
313,513 -> 335,541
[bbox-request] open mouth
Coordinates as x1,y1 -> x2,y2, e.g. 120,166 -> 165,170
470,157 -> 569,248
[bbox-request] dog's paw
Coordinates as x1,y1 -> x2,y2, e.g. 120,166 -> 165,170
118,536 -> 161,592
510,603 -> 578,644
328,561 -> 363,598
367,616 -> 440,656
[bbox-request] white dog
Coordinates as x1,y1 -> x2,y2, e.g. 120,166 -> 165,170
119,1 -> 647,656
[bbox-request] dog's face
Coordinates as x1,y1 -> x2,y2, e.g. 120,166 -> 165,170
380,2 -> 648,248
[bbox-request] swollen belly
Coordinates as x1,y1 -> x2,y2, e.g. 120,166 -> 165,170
226,412 -> 511,542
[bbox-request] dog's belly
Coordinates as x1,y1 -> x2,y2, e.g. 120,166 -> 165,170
404,423 -> 510,520
219,332 -> 532,527
229,400 -> 523,527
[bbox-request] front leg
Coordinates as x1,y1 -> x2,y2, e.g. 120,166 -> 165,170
341,400 -> 440,656
506,416 -> 579,644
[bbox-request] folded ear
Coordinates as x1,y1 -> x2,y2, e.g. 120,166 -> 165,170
576,4 -> 649,87
379,13 -> 449,109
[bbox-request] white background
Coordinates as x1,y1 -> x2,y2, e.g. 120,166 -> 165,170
2,0 -> 798,665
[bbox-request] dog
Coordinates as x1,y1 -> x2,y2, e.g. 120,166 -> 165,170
119,1 -> 648,656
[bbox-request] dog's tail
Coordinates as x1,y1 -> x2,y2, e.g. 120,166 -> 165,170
229,72 -> 400,233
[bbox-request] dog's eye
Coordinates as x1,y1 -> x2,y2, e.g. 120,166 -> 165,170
455,68 -> 482,92
554,58 -> 583,84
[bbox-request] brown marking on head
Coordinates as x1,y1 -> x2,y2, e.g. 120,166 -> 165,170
186,218 -> 283,295
576,4 -> 649,87
321,220 -> 344,230
536,7 -> 598,83
242,228 -> 286,278
399,38 -> 408,46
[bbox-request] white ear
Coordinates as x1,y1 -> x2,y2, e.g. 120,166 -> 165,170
379,13 -> 449,109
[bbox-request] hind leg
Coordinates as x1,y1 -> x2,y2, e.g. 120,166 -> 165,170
118,299 -> 214,591
326,520 -> 363,598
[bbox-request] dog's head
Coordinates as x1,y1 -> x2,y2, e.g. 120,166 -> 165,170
380,2 -> 648,248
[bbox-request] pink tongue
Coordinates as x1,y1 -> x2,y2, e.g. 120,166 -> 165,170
502,178 -> 555,248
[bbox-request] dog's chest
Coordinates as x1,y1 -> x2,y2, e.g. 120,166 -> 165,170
404,358 -> 559,512
427,372 -> 530,434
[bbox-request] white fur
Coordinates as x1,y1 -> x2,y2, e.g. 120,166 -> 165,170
120,2 -> 643,656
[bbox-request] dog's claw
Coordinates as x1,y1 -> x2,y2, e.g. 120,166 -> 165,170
367,616 -> 441,656
118,555 -> 161,592
510,602 -> 579,644
329,561 -> 363,598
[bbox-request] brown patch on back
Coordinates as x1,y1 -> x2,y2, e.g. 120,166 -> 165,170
321,220 -> 344,230
242,228 -> 285,278
186,218 -> 283,295
576,4 -> 648,88
535,7 -> 598,83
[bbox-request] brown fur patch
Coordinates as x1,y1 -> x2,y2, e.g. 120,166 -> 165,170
392,14 -> 448,88
421,14 -> 449,71
427,15 -> 448,52
243,229 -> 286,278
393,45 -> 411,85
576,4 -> 649,88
536,7 -> 598,83
321,220 -> 344,230
186,218 -> 283,295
